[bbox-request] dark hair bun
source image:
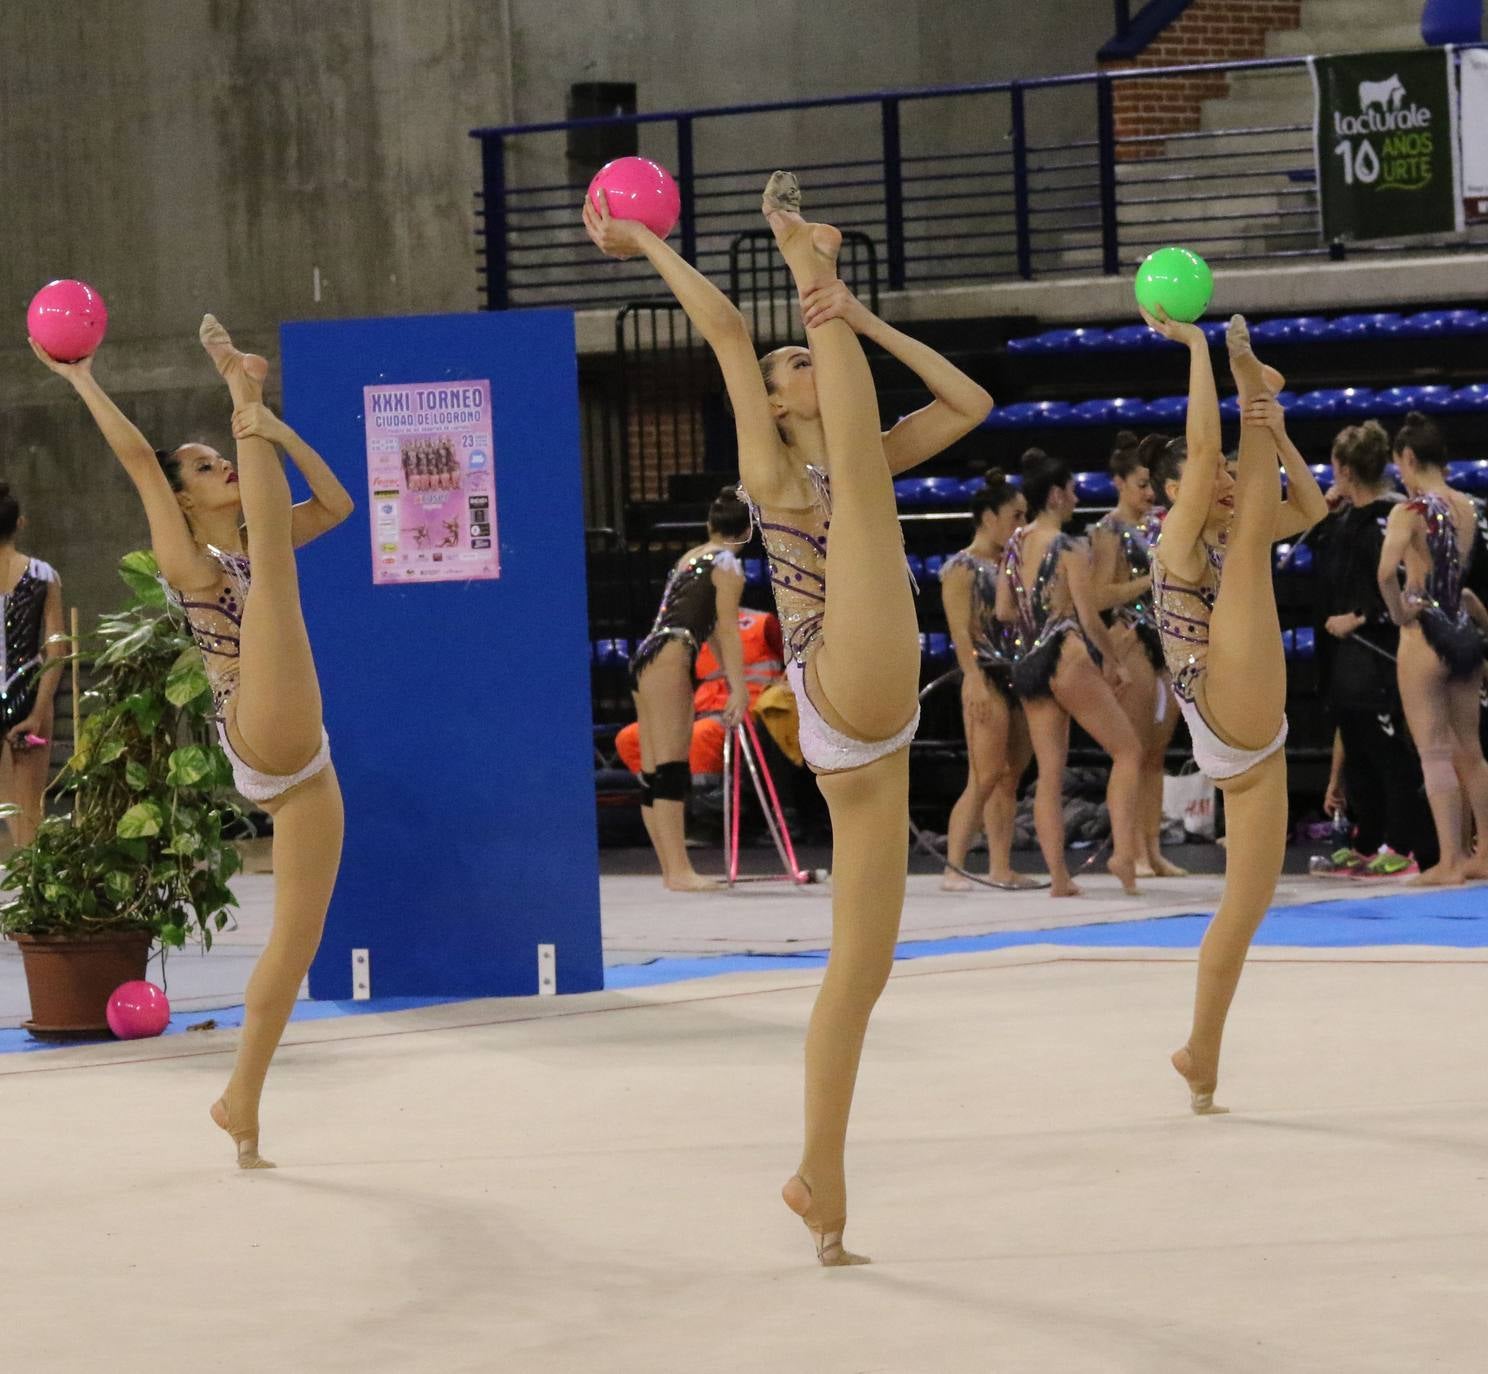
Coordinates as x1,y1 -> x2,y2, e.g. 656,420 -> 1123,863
716,484 -> 743,503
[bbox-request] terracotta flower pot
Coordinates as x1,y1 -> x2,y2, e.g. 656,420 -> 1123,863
8,930 -> 153,1039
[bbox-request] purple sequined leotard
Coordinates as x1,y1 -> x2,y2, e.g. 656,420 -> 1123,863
1404,491 -> 1481,680
1150,534 -> 1227,705
163,545 -> 250,721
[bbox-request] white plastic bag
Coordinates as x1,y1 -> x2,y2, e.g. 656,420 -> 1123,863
1163,767 -> 1216,841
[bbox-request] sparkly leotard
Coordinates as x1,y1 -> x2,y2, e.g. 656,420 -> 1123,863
939,549 -> 1018,702
1404,491 -> 1482,680
628,547 -> 742,690
737,465 -> 920,771
1150,535 -> 1226,705
0,558 -> 57,733
1002,525 -> 1100,700
164,545 -> 331,803
1093,511 -> 1165,672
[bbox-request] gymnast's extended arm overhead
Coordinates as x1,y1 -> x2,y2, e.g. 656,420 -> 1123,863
231,403 -> 355,549
799,281 -> 993,474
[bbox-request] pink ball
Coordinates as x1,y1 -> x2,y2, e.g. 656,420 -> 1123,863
107,980 -> 171,1040
587,157 -> 681,239
27,278 -> 109,363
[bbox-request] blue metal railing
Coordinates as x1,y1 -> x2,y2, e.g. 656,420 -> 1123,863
471,49 -> 1487,311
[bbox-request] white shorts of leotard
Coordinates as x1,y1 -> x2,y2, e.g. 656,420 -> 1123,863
1179,699 -> 1287,782
217,722 -> 333,804
786,659 -> 920,774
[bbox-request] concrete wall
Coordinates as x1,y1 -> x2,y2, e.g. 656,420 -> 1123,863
1,0 -> 1111,621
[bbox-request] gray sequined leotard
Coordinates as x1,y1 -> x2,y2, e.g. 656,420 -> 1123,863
628,547 -> 742,690
939,548 -> 1018,701
1093,511 -> 1165,672
1002,525 -> 1099,700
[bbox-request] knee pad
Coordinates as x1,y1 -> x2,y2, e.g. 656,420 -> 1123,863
650,760 -> 691,802
1419,746 -> 1456,797
637,771 -> 655,808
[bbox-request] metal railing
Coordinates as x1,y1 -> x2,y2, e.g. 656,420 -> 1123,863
470,48 -> 1485,312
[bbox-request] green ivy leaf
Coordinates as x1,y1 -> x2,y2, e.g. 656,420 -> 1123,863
95,621 -> 158,667
166,830 -> 201,858
117,801 -> 164,839
118,550 -> 168,606
165,666 -> 211,708
125,760 -> 150,791
94,739 -> 128,766
123,693 -> 165,735
103,870 -> 134,902
166,745 -> 213,787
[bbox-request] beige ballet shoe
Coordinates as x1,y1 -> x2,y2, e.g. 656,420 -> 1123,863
1171,1047 -> 1229,1116
210,1097 -> 276,1169
781,1174 -> 870,1267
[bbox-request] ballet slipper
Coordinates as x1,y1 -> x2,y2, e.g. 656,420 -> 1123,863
199,314 -> 269,388
1224,314 -> 1267,403
990,871 -> 1043,890
761,172 -> 842,296
940,869 -> 973,893
781,1174 -> 869,1267
663,872 -> 721,893
1171,1046 -> 1229,1116
1145,853 -> 1190,878
210,1097 -> 276,1169
1108,856 -> 1142,897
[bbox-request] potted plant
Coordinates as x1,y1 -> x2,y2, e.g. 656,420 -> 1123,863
1,551 -> 245,1037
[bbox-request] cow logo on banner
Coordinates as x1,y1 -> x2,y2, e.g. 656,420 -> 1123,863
1311,48 -> 1464,242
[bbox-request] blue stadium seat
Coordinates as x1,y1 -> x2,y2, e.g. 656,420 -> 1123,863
1106,323 -> 1166,350
1326,312 -> 1404,339
1274,541 -> 1314,574
959,476 -> 985,501
1415,384 -> 1459,414
1147,394 -> 1188,423
594,638 -> 631,666
920,631 -> 953,663
1070,327 -> 1110,350
1290,389 -> 1346,418
1006,333 -> 1039,354
1337,386 -> 1378,416
983,400 -> 1043,428
1450,460 -> 1488,495
1029,399 -> 1077,426
1293,626 -> 1316,659
921,476 -> 967,507
1199,321 -> 1229,346
1308,462 -> 1333,484
907,553 -> 926,582
1442,308 -> 1488,335
924,554 -> 946,579
1108,396 -> 1154,425
893,477 -> 930,505
1373,385 -> 1424,412
1222,388 -> 1296,420
1453,384 -> 1488,413
1028,328 -> 1084,353
1075,471 -> 1118,504
743,557 -> 768,587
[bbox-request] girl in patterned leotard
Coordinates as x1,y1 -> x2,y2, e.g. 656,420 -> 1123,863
33,318 -> 353,1169
585,172 -> 992,1265
1377,410 -> 1488,885
628,487 -> 750,891
1144,310 -> 1327,1114
938,471 -> 1038,891
1089,434 -> 1186,878
996,449 -> 1142,898
0,484 -> 65,849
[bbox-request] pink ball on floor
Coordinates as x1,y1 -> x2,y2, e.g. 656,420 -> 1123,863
587,157 -> 681,238
107,980 -> 171,1039
27,279 -> 109,363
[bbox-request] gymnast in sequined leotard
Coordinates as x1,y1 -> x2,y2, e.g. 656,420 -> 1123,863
627,486 -> 749,891
1142,310 -> 1328,1114
1377,410 -> 1488,886
997,449 -> 1142,899
0,484 -> 65,849
585,171 -> 992,1264
937,471 -> 1037,891
33,317 -> 354,1170
1089,435 -> 1186,878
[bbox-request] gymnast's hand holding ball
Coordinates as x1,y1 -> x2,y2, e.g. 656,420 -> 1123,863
27,334 -> 94,382
582,189 -> 655,259
1139,305 -> 1206,348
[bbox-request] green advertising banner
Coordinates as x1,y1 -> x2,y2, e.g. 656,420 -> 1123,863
1312,47 -> 1463,242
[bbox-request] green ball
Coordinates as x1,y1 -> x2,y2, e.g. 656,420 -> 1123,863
1133,246 -> 1213,324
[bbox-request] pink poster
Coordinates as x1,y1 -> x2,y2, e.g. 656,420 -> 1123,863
363,378 -> 499,585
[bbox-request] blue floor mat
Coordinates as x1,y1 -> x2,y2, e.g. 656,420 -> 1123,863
5,889 -> 1483,1054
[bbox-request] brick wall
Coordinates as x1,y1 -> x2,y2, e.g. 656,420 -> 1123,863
1103,0 -> 1303,156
